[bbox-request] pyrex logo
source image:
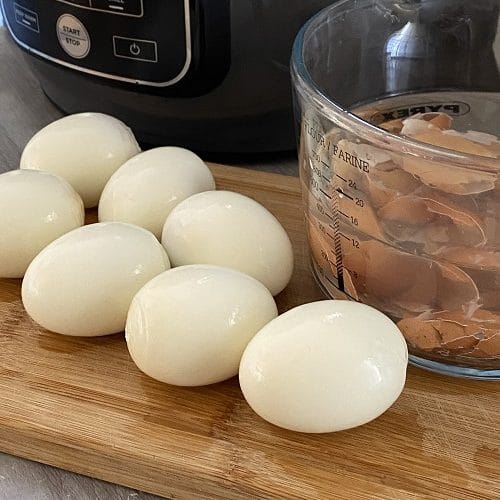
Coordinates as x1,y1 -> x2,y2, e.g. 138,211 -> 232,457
374,102 -> 471,122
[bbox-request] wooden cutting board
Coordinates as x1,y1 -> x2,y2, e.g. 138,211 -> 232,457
0,164 -> 498,500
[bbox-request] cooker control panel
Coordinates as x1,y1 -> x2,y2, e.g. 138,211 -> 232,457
1,0 -> 230,92
58,0 -> 144,17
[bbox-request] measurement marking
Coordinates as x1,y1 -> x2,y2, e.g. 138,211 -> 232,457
336,188 -> 353,201
325,232 -> 335,241
328,183 -> 345,292
325,212 -> 333,221
336,174 -> 347,182
321,161 -> 330,169
321,175 -> 329,182
339,232 -> 350,241
338,210 -> 349,218
319,188 -> 332,199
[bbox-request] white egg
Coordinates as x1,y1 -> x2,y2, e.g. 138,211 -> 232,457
0,170 -> 84,278
239,300 -> 408,433
161,191 -> 294,296
126,265 -> 278,386
22,222 -> 170,337
20,113 -> 141,208
98,147 -> 215,238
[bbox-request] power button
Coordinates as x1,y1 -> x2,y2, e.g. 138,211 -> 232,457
56,14 -> 90,59
113,36 -> 158,63
129,43 -> 141,56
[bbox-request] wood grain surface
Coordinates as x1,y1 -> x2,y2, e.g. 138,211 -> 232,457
0,8 -> 161,498
0,163 -> 499,500
0,12 -> 293,497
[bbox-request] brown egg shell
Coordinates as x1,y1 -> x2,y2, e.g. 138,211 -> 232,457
435,261 -> 480,311
341,239 -> 416,318
401,130 -> 498,196
346,239 -> 437,303
342,239 -> 479,317
442,309 -> 499,348
363,165 -> 422,208
400,118 -> 441,137
414,129 -> 497,158
343,268 -> 359,301
441,334 -> 479,352
425,112 -> 453,130
397,318 -> 442,350
379,118 -> 404,133
398,309 -> 500,357
480,290 -> 500,311
437,308 -> 500,324
377,113 -> 498,194
482,201 -> 500,246
443,129 -> 500,158
378,192 -> 487,254
337,192 -> 386,242
400,121 -> 499,194
486,140 -> 500,158
378,195 -> 432,225
435,247 -> 500,271
473,334 -> 500,357
402,157 -> 497,195
379,112 -> 452,138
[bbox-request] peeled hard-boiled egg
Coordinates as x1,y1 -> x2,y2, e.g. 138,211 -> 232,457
99,147 -> 215,238
239,300 -> 408,433
20,113 -> 141,208
22,222 -> 170,337
0,170 -> 84,278
161,191 -> 294,296
126,265 -> 278,386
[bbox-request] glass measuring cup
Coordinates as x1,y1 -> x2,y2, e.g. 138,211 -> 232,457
291,0 -> 500,379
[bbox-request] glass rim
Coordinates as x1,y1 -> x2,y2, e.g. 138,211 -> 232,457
290,1 -> 500,175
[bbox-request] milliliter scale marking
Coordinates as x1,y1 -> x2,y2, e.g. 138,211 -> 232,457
305,121 -> 370,295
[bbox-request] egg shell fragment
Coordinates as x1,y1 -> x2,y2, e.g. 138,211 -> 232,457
20,113 -> 141,207
378,192 -> 487,253
99,147 -> 215,239
381,112 -> 453,135
0,170 -> 84,278
343,239 -> 480,317
435,247 -> 500,272
161,190 -> 294,296
239,300 -> 408,433
364,164 -> 421,209
398,309 -> 500,358
412,130 -> 497,158
126,265 -> 278,386
22,222 -> 170,337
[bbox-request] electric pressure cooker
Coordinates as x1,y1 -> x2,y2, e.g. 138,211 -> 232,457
1,0 -> 333,152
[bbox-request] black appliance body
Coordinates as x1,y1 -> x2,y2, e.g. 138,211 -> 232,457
1,0 -> 332,152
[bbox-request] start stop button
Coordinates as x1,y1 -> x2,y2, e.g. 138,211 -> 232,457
56,14 -> 90,59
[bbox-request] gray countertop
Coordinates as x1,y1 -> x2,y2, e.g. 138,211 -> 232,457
0,9 -> 297,500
